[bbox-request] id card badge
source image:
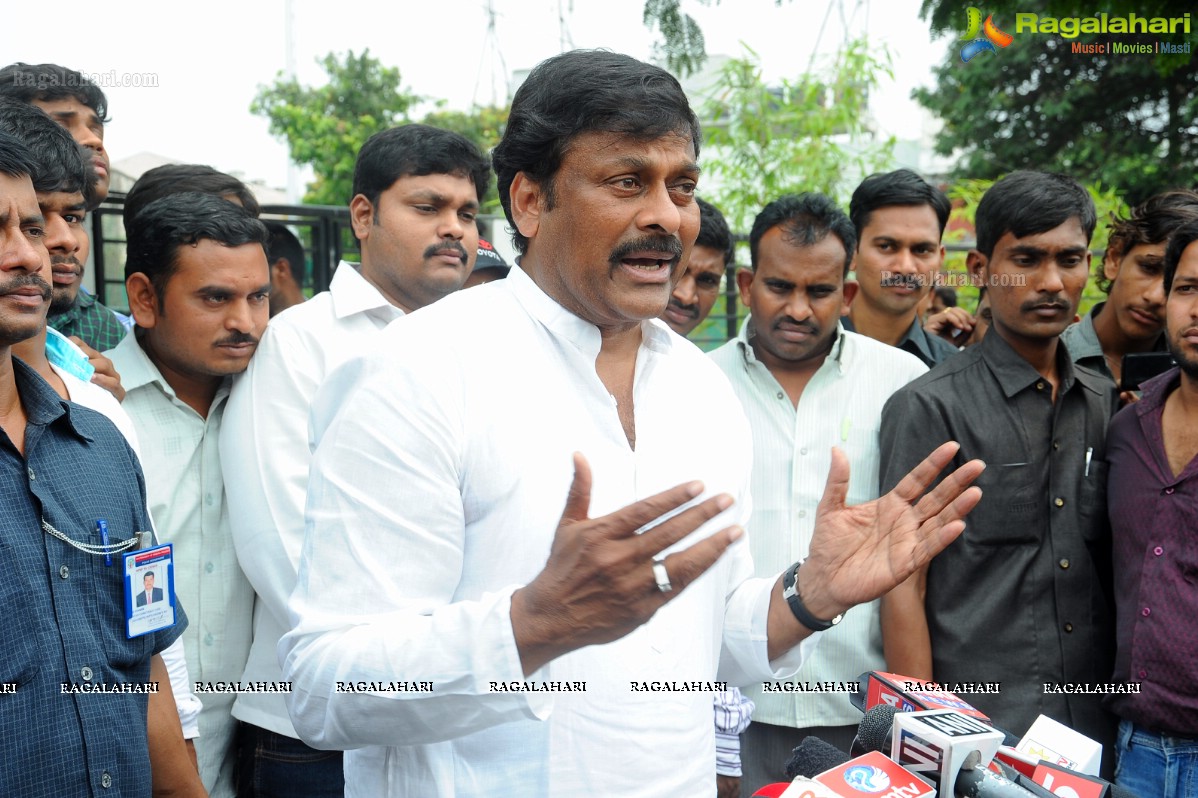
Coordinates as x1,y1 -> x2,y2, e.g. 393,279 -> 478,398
123,544 -> 177,638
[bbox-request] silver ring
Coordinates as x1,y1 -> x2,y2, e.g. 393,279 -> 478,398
652,559 -> 673,593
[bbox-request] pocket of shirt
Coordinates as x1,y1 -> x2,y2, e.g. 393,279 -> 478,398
0,564 -> 42,687
1078,459 -> 1109,539
90,562 -> 153,669
965,462 -> 1042,545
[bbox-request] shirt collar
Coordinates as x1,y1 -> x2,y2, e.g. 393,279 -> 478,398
1135,366 -> 1182,418
979,327 -> 1082,398
840,313 -> 936,363
329,261 -> 406,322
734,315 -> 850,375
1062,302 -> 1106,362
10,356 -> 93,441
111,332 -> 231,406
505,265 -> 675,359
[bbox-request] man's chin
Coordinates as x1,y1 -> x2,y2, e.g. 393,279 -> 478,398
49,287 -> 78,316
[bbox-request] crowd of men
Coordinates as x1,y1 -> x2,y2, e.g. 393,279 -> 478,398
0,51 -> 1194,798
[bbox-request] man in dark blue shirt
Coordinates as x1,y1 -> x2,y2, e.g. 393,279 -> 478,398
0,131 -> 187,796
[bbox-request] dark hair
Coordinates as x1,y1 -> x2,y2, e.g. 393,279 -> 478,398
492,50 -> 700,255
124,164 -> 261,234
353,124 -> 490,210
933,286 -> 958,307
849,169 -> 951,240
143,571 -> 154,579
749,193 -> 856,276
1164,218 -> 1198,295
1099,189 -> 1198,293
0,99 -> 91,202
974,171 -> 1096,258
125,192 -> 269,303
696,197 -> 734,267
0,130 -> 37,179
264,222 -> 305,279
0,63 -> 110,123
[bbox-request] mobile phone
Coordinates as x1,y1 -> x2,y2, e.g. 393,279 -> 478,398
1120,352 -> 1175,391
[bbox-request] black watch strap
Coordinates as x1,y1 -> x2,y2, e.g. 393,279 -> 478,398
782,561 -> 843,632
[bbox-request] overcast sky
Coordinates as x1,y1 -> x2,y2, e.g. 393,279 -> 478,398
0,0 -> 949,195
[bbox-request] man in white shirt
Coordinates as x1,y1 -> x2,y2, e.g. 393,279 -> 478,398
281,50 -> 984,798
710,193 -> 928,794
221,124 -> 488,797
107,193 -> 270,798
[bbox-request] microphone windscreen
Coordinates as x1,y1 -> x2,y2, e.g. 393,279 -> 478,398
856,704 -> 898,754
784,736 -> 850,779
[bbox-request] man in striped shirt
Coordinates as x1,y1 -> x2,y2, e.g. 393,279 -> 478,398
710,194 -> 927,794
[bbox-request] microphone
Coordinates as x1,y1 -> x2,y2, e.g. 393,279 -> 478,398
853,671 -> 994,724
852,704 -> 899,757
891,709 -> 1004,790
1016,715 -> 1103,777
786,736 -> 851,779
783,736 -> 935,798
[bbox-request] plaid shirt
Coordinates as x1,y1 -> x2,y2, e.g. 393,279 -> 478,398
0,358 -> 185,797
48,289 -> 129,351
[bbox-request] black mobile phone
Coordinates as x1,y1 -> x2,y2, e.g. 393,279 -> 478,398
1121,352 -> 1175,391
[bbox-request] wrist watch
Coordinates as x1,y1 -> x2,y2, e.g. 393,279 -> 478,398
782,561 -> 843,632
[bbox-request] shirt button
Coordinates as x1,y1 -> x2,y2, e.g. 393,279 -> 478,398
81,666 -> 93,681
1036,381 -> 1046,390
27,467 -> 35,480
1058,559 -> 1070,570
1154,547 -> 1164,556
205,633 -> 214,646
798,510 -> 807,518
1142,607 -> 1151,617
101,771 -> 112,789
1139,670 -> 1148,679
1054,497 -> 1065,507
205,562 -> 215,574
59,565 -> 69,579
204,493 -> 215,506
1052,441 -> 1059,450
1164,487 -> 1175,495
776,392 -> 784,400
1063,623 -> 1073,633
800,447 -> 808,456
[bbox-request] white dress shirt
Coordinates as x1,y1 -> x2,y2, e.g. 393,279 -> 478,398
107,334 -> 252,798
221,261 -> 404,736
53,361 -> 203,740
282,267 -> 816,798
708,321 -> 927,729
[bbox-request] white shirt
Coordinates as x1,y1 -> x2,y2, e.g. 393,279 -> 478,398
709,321 -> 927,728
282,267 -> 815,798
53,361 -> 203,740
221,261 -> 404,736
107,334 -> 252,798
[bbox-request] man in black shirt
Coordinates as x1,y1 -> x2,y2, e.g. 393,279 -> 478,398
879,171 -> 1118,766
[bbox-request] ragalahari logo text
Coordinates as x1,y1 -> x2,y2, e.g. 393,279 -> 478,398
961,7 -> 1014,61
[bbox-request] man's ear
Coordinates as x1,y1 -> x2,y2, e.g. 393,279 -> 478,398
271,258 -> 292,285
126,273 -> 160,329
509,172 -> 544,243
734,267 -> 756,308
841,279 -> 859,314
349,194 -> 376,243
966,250 -> 988,288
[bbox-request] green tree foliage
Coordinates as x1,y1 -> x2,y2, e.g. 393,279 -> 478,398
915,29 -> 1198,205
643,0 -> 709,77
699,39 -> 895,232
917,1 -> 1196,203
251,50 -> 418,206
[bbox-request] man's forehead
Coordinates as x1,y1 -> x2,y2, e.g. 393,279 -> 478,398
36,190 -> 86,210
995,218 -> 1089,249
563,129 -> 698,167
32,96 -> 101,123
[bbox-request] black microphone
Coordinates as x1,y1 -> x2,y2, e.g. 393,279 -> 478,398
784,736 -> 850,779
851,704 -> 898,756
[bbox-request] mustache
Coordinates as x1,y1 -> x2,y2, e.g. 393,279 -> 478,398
775,317 -> 819,336
1021,296 -> 1070,312
215,332 -> 259,347
50,255 -> 83,274
0,273 -> 52,301
608,235 -> 684,268
667,297 -> 698,316
423,240 -> 468,261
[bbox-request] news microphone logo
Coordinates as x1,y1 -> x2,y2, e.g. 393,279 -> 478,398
843,764 -> 890,793
960,7 -> 1015,62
